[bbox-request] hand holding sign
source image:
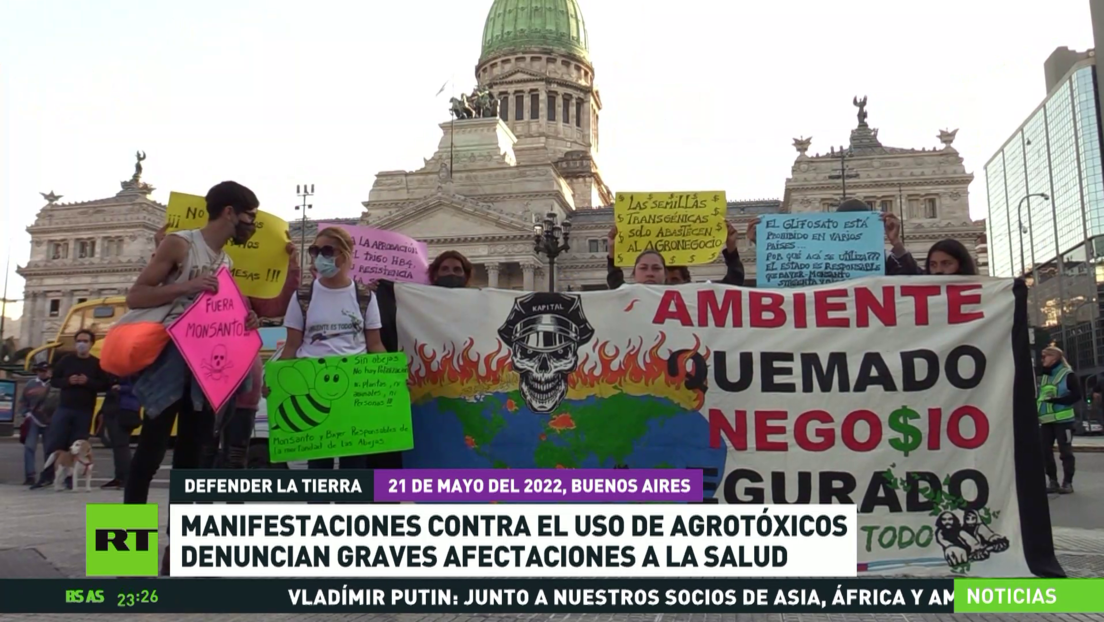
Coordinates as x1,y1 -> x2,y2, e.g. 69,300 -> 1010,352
167,267 -> 261,413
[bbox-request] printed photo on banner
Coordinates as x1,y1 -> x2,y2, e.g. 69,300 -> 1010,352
613,192 -> 727,267
166,191 -> 291,298
263,351 -> 414,463
167,266 -> 261,413
756,212 -> 885,288
317,222 -> 430,285
394,279 -> 1033,577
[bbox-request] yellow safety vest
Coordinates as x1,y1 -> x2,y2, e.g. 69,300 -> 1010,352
1038,365 -> 1076,424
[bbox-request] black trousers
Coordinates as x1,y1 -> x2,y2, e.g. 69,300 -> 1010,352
1040,420 -> 1076,484
124,395 -> 215,505
104,409 -> 140,482
199,407 -> 257,470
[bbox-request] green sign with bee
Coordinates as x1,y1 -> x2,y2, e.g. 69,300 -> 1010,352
264,352 -> 413,462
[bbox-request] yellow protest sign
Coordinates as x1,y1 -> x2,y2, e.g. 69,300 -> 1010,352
165,191 -> 290,299
612,191 -> 727,267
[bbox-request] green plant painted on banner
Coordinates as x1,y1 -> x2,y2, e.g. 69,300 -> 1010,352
882,465 -> 1010,574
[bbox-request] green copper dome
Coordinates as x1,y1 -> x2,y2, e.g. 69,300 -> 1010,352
480,0 -> 590,64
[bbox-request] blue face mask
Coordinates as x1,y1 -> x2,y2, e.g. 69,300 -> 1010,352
313,255 -> 339,278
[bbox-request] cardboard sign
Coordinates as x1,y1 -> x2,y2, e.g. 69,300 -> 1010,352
167,267 -> 261,413
612,191 -> 727,267
317,222 -> 430,285
756,212 -> 885,288
166,192 -> 290,298
264,352 -> 414,462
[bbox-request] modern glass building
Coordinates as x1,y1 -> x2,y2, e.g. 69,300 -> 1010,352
984,53 -> 1104,373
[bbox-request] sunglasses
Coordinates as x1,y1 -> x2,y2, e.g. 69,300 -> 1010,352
308,245 -> 336,258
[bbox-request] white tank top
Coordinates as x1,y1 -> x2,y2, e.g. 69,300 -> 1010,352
162,229 -> 233,324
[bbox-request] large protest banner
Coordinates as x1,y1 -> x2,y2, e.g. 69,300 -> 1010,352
166,192 -> 290,298
395,279 -> 1060,578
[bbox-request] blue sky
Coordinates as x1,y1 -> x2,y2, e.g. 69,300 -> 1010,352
0,0 -> 1096,321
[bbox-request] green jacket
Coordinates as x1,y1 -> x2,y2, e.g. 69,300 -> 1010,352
1038,364 -> 1077,424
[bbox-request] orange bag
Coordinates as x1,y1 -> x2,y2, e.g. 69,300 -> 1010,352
99,323 -> 170,377
98,299 -> 179,377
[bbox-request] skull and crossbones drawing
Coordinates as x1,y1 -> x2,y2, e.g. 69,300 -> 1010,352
201,344 -> 235,381
498,293 -> 594,413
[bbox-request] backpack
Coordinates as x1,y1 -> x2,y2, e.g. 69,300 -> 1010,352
294,280 -> 373,329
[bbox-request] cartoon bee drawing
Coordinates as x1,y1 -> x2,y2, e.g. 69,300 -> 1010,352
273,357 -> 351,433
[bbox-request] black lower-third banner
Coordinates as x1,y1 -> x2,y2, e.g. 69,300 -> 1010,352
0,578 -> 954,613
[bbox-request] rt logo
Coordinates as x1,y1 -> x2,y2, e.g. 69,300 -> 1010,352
85,504 -> 159,577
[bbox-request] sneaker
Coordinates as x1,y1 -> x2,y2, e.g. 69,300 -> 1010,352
29,480 -> 49,490
22,477 -> 35,486
1059,482 -> 1074,494
100,479 -> 124,490
1046,480 -> 1060,494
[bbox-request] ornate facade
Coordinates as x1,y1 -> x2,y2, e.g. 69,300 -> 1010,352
16,171 -> 163,349
783,99 -> 986,264
358,0 -> 772,290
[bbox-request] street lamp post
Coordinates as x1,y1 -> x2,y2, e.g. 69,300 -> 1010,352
533,211 -> 571,292
1017,193 -> 1049,279
296,184 -> 314,271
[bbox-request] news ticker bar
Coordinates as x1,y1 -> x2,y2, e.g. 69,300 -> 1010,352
4,579 -> 1103,614
170,469 -> 704,503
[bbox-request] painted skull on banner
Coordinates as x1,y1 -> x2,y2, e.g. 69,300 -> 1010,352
497,292 -> 595,413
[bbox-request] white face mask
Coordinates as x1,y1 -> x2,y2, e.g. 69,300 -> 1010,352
75,342 -> 91,355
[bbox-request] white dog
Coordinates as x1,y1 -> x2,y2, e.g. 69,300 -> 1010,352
41,439 -> 94,492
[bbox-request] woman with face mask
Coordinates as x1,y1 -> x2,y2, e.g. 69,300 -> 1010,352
925,239 -> 978,276
281,227 -> 386,471
428,250 -> 474,288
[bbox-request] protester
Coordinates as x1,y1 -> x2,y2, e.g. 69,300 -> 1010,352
925,239 -> 978,276
99,376 -> 141,490
203,357 -> 263,469
20,363 -> 52,486
123,180 -> 261,509
746,200 -> 920,276
281,226 -> 386,471
605,223 -> 745,288
32,329 -> 110,490
428,250 -> 474,288
1038,346 -> 1078,494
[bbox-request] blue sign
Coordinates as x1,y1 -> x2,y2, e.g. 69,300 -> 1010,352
0,380 -> 15,423
756,212 -> 885,288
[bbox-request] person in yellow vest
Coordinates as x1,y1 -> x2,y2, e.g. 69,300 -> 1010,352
1038,346 -> 1078,494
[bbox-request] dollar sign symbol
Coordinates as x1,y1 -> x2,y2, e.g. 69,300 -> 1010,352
688,254 -> 696,263
888,406 -> 922,457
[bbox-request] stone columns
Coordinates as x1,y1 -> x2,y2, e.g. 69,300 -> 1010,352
522,263 -> 535,291
20,292 -> 36,347
486,263 -> 500,289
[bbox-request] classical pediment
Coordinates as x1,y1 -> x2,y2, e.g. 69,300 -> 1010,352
371,192 -> 535,239
487,68 -> 546,85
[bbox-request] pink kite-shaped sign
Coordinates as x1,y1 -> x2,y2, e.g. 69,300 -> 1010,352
167,266 -> 262,413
